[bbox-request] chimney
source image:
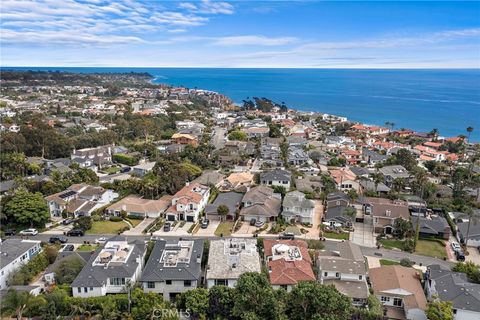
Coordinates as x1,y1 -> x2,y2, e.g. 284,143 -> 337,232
196,254 -> 201,264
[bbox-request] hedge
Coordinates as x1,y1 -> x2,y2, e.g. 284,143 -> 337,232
113,153 -> 138,166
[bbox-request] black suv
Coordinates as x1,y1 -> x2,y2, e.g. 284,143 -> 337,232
4,229 -> 16,236
49,236 -> 68,244
279,232 -> 295,240
66,229 -> 84,237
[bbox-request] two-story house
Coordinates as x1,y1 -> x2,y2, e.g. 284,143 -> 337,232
318,242 -> 368,306
206,239 -> 261,288
141,240 -> 203,301
282,191 -> 315,224
369,266 -> 427,320
165,183 -> 210,222
45,183 -> 118,218
264,239 -> 316,292
240,186 -> 281,223
171,133 -> 199,147
260,169 -> 291,190
71,145 -> 113,170
71,238 -> 146,297
0,239 -> 42,290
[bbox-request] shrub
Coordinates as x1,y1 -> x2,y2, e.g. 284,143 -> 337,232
400,258 -> 414,267
109,216 -> 123,222
113,153 -> 138,166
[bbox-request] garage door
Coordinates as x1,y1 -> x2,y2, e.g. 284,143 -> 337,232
167,215 -> 175,221
186,216 -> 194,222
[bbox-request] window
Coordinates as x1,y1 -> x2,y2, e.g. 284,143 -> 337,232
359,275 -> 363,280
166,280 -> 172,285
90,287 -> 93,291
393,298 -> 402,307
184,280 -> 192,287
147,282 -> 155,289
215,279 -> 227,286
280,285 -> 288,290
324,272 -> 328,277
335,272 -> 340,278
84,287 -> 87,293
77,287 -> 81,293
110,278 -> 126,286
381,296 -> 390,303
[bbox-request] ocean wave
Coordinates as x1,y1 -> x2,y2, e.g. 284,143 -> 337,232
371,95 -> 480,105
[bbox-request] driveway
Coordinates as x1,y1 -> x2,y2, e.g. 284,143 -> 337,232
305,200 -> 323,239
42,223 -> 73,235
196,220 -> 220,236
350,216 -> 376,247
153,221 -> 193,237
466,246 -> 480,264
123,218 -> 155,236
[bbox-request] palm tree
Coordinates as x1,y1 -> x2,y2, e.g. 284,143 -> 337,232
1,290 -> 32,320
430,128 -> 439,141
371,172 -> 384,193
466,126 -> 474,143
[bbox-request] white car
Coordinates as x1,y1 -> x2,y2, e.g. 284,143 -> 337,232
19,228 -> 38,236
94,237 -> 107,244
451,242 -> 461,252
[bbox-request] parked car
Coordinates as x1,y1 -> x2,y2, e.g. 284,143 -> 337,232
451,242 -> 461,252
19,229 -> 38,236
163,222 -> 171,232
250,219 -> 257,226
66,229 -> 84,237
255,220 -> 265,228
201,219 -> 209,229
4,229 -> 16,236
63,244 -> 74,252
95,237 -> 107,244
49,236 -> 68,244
121,166 -> 131,173
279,232 -> 295,240
455,250 -> 466,261
62,219 -> 74,225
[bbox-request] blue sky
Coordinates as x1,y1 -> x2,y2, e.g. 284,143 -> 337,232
1,0 -> 479,68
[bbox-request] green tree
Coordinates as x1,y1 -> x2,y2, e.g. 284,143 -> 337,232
426,300 -> 454,320
55,256 -> 86,285
178,288 -> 209,320
74,216 -> 92,231
208,285 -> 235,319
268,123 -> 282,138
286,282 -> 352,320
466,126 -> 474,143
217,205 -> 230,221
233,272 -> 283,320
4,189 -> 49,227
1,289 -> 36,320
393,218 -> 412,239
228,130 -> 248,141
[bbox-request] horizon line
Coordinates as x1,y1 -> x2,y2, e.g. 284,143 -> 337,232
1,66 -> 480,70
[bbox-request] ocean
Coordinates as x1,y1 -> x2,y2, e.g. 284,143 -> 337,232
3,67 -> 480,141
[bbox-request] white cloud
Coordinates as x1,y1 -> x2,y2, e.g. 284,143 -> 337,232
0,0 -> 233,46
212,35 -> 298,46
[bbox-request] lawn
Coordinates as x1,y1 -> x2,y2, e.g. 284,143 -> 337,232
86,221 -> 130,234
215,221 -> 234,237
380,259 -> 400,266
126,218 -> 142,228
285,226 -> 302,235
415,239 -> 447,259
323,231 -> 349,240
77,244 -> 98,251
378,239 -> 405,250
105,166 -> 121,174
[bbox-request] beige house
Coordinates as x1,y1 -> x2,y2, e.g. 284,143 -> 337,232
106,195 -> 171,218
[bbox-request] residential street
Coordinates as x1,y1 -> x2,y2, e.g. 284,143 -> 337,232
211,126 -> 227,150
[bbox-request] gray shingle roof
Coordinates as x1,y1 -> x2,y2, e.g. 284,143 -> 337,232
260,169 -> 291,182
141,240 -> 204,282
0,239 -> 41,269
71,238 -> 145,288
205,192 -> 244,215
428,264 -> 480,312
283,191 -> 315,209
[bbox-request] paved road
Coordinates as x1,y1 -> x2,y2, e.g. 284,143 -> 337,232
211,126 -> 227,150
10,233 -> 454,269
